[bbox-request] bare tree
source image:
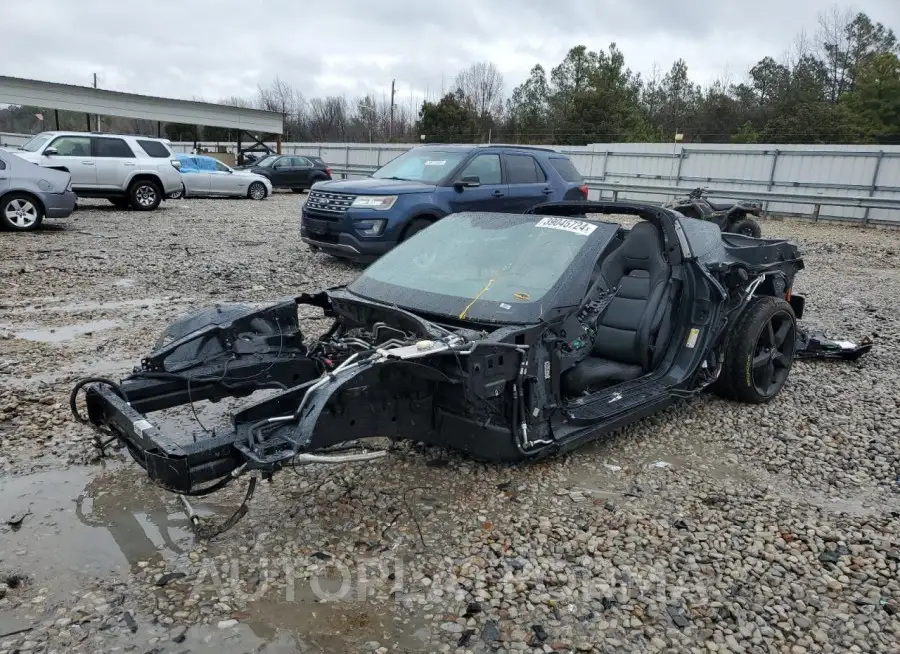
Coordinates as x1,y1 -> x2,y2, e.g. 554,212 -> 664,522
308,96 -> 348,141
257,76 -> 307,139
220,95 -> 255,108
453,61 -> 505,137
817,4 -> 855,101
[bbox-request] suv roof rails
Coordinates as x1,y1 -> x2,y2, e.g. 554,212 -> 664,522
476,143 -> 559,153
82,131 -> 167,139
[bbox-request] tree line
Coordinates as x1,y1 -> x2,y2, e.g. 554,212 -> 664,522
0,6 -> 896,145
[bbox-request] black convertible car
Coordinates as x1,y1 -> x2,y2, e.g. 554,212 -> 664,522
73,200 -> 861,504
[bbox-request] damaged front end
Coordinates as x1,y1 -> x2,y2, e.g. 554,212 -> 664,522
72,290 -> 549,498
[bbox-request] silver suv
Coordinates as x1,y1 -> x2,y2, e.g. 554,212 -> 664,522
13,131 -> 183,211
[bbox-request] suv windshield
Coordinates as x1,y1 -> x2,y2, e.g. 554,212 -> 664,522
348,213 -> 598,322
371,149 -> 469,183
18,134 -> 51,152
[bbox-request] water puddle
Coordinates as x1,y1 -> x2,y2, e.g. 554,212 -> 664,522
0,466 -> 198,601
242,591 -> 431,651
0,462 -> 441,652
14,319 -> 121,343
24,357 -> 136,386
637,453 -> 757,483
17,298 -> 168,313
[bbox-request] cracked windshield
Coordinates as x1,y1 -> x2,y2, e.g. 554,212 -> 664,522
356,214 -> 596,309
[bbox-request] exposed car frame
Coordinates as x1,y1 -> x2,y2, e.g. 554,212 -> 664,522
72,200 -> 867,511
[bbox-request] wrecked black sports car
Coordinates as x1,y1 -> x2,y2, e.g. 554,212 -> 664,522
72,200 -> 865,503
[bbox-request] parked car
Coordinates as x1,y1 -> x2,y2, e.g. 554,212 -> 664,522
235,154 -> 331,192
300,144 -> 590,262
12,131 -> 183,211
170,154 -> 271,200
0,149 -> 77,231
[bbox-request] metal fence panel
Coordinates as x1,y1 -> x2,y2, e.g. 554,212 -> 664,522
3,133 -> 899,223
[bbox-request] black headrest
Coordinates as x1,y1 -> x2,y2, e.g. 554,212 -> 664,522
601,221 -> 666,282
620,222 -> 660,260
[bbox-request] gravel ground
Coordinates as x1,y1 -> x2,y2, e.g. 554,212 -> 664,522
0,193 -> 898,653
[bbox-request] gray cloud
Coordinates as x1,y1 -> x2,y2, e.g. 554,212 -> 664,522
2,0 -> 898,105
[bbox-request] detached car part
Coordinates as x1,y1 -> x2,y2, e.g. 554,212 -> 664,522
795,329 -> 874,361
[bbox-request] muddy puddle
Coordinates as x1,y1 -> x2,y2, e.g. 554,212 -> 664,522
238,583 -> 432,652
0,465 -> 199,600
15,297 -> 171,314
13,319 -> 122,343
1,461 -> 436,652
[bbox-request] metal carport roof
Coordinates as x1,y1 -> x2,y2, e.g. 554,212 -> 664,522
0,76 -> 283,134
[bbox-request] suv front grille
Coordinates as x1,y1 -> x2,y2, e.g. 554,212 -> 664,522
306,191 -> 356,220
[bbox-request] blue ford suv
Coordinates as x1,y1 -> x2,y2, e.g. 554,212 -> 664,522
300,144 -> 588,262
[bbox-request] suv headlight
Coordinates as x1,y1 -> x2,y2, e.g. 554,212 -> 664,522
354,219 -> 387,236
351,195 -> 397,210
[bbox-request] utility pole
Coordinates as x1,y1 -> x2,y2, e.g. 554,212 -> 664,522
389,79 -> 396,142
93,73 -> 100,132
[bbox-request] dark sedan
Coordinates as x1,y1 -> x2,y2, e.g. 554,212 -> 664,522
235,154 -> 332,193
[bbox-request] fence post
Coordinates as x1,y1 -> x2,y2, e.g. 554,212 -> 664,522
600,151 -> 609,181
862,150 -> 884,225
344,146 -> 350,179
763,149 -> 780,217
376,147 -> 382,167
813,204 -> 821,222
673,148 -> 686,187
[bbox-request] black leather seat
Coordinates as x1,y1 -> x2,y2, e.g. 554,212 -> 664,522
707,200 -> 734,211
563,221 -> 675,395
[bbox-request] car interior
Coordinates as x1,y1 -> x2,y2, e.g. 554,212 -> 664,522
562,219 -> 680,396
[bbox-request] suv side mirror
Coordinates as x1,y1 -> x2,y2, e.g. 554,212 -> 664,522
454,175 -> 480,191
43,147 -> 58,156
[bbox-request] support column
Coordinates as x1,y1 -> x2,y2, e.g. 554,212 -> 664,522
862,151 -> 884,225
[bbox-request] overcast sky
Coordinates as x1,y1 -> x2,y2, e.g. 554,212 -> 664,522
2,0 -> 898,107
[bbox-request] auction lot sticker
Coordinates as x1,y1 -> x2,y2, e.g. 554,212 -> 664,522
535,216 -> 597,236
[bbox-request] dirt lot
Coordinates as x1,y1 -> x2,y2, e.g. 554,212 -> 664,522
1,193 -> 899,653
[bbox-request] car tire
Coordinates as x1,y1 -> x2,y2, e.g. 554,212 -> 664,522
109,198 -> 131,210
168,185 -> 185,200
1,193 -> 44,231
128,179 -> 162,211
401,218 -> 433,241
248,182 -> 268,200
730,218 -> 761,238
714,296 -> 797,404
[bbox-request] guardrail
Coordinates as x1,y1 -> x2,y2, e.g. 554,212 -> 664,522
324,165 -> 900,225
584,181 -> 900,223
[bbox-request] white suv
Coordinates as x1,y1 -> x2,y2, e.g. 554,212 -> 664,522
13,131 -> 183,211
